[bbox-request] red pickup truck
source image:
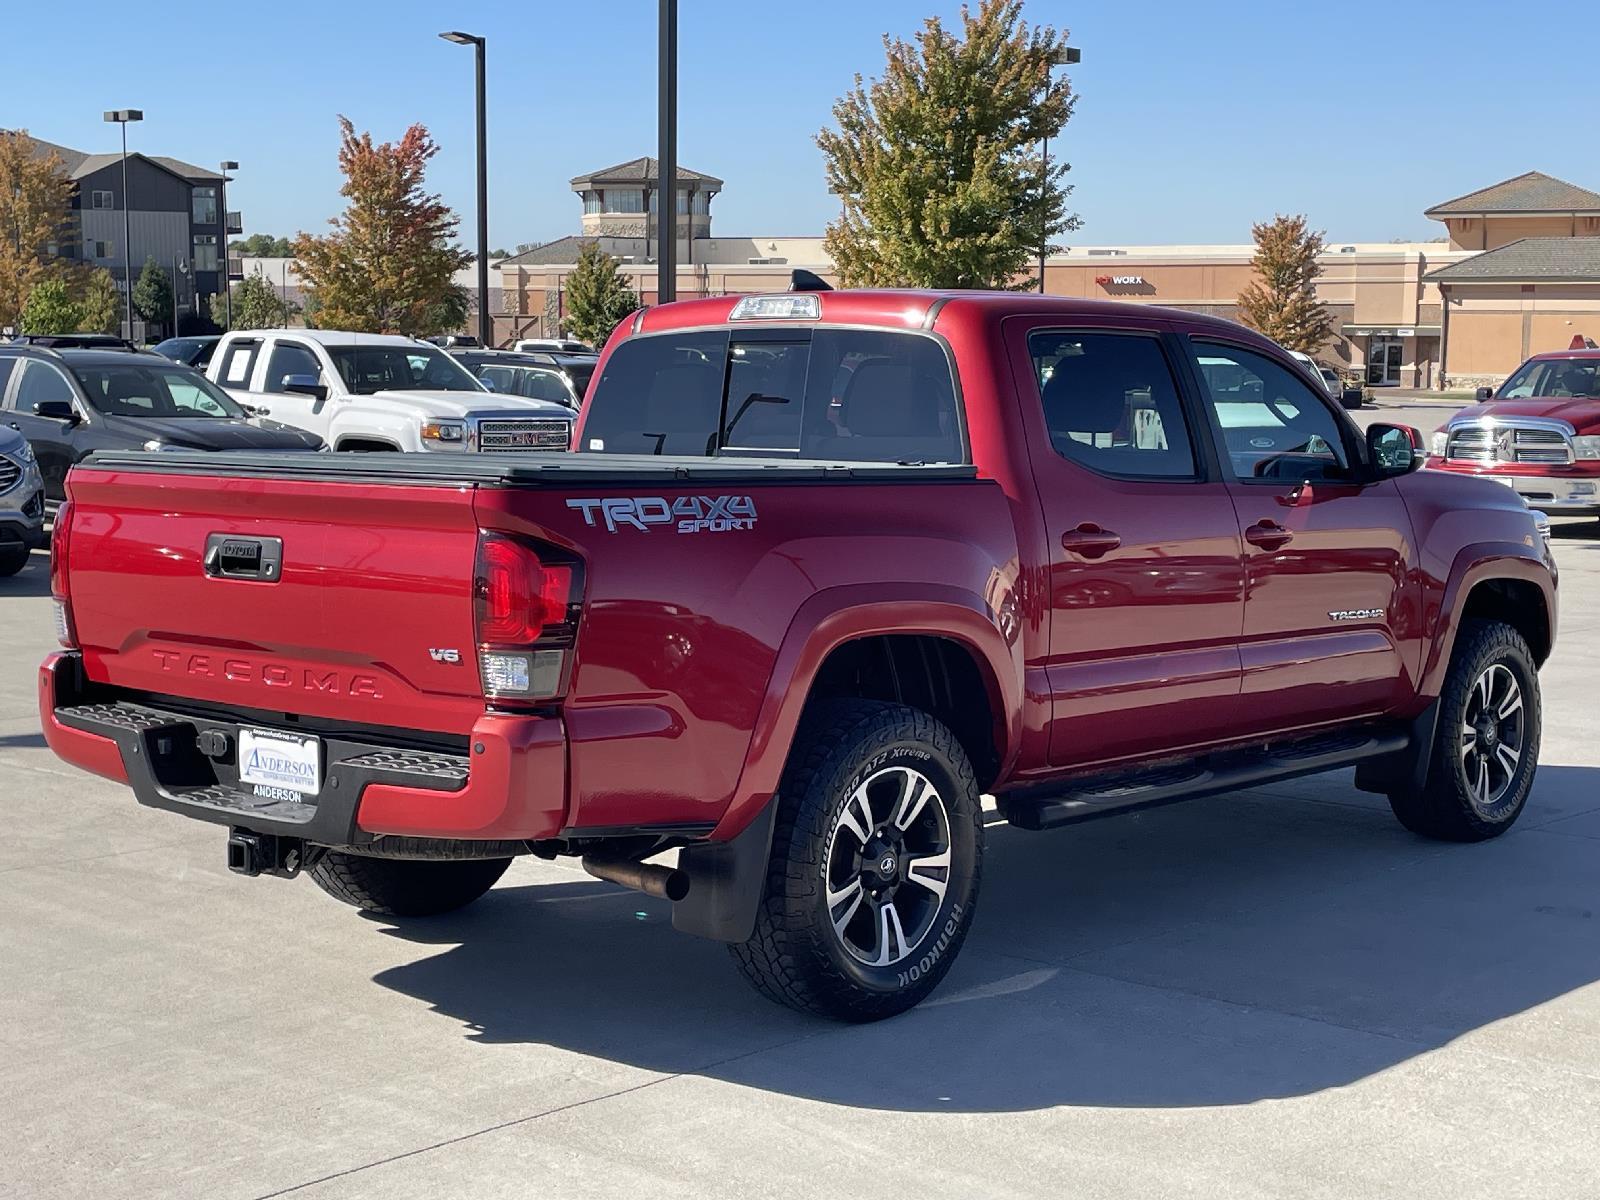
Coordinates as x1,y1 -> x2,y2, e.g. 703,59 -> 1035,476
40,290 -> 1558,1021
1429,348 -> 1600,517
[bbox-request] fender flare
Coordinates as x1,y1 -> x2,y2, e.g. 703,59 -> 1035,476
329,406 -> 415,452
1417,541 -> 1556,699
713,582 -> 1023,842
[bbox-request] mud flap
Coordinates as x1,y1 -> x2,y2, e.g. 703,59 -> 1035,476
1354,699 -> 1440,796
672,799 -> 780,943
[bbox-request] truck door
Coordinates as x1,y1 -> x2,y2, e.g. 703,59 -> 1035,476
1181,336 -> 1420,730
1007,321 -> 1247,768
250,337 -> 335,441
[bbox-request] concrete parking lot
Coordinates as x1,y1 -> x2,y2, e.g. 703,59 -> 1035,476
4,406 -> 1598,1199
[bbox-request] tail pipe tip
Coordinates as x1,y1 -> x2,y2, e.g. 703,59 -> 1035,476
582,856 -> 691,903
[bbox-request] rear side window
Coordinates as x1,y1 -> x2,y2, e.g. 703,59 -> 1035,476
580,328 -> 963,464
1028,330 -> 1198,479
217,340 -> 259,387
0,358 -> 16,407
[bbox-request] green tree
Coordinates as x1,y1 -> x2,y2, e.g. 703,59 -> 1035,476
0,130 -> 78,329
209,267 -> 296,330
230,232 -> 294,257
1236,214 -> 1335,353
817,0 -> 1079,289
19,278 -> 84,334
74,268 -> 121,334
293,117 -> 471,336
131,257 -> 174,334
563,241 -> 637,347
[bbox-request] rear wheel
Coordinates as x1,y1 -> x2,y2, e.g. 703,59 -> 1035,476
0,544 -> 30,577
1389,619 -> 1540,841
309,851 -> 511,917
731,700 -> 984,1022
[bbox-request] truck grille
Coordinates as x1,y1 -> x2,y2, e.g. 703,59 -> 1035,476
0,458 -> 20,493
476,418 -> 572,452
1445,422 -> 1574,465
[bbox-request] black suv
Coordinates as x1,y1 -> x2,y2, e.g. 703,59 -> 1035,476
447,349 -> 595,409
0,347 -> 324,504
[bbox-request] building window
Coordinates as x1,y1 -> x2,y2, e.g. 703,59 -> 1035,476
192,186 -> 218,224
193,234 -> 218,271
606,189 -> 645,214
691,191 -> 710,216
91,190 -> 114,210
582,190 -> 602,214
88,239 -> 114,260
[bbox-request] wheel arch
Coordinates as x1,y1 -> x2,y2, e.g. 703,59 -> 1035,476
1419,544 -> 1556,698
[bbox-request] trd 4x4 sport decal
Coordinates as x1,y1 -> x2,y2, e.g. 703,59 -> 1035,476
566,495 -> 757,534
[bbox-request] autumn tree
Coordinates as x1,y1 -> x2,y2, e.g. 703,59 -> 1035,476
75,269 -> 121,334
563,242 -> 637,347
293,118 -> 471,335
0,130 -> 77,329
1236,214 -> 1335,352
817,0 -> 1079,289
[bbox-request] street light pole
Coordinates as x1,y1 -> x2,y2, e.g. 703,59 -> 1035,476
218,160 -> 238,330
441,31 -> 491,346
103,109 -> 142,338
1037,47 -> 1080,294
657,0 -> 678,304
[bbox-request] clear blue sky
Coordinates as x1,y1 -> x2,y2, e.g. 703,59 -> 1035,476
4,0 -> 1594,250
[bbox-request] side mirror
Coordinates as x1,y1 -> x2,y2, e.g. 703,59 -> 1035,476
280,373 -> 328,402
1474,386 -> 1494,402
32,399 -> 78,424
1367,423 -> 1424,477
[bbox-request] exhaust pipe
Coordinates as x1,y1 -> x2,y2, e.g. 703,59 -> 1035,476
582,856 -> 690,902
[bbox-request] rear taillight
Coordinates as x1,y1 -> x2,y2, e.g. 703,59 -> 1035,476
50,500 -> 77,649
473,533 -> 582,702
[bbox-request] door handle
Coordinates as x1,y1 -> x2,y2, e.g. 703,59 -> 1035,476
1061,523 -> 1122,559
1245,520 -> 1293,550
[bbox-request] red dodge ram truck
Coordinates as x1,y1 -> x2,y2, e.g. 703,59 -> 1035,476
1429,347 -> 1600,517
40,290 -> 1558,1021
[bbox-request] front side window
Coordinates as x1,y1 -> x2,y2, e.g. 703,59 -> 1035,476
263,342 -> 322,390
580,328 -> 963,464
15,360 -> 75,410
1028,330 -> 1198,479
192,186 -> 218,225
1500,357 -> 1600,399
70,364 -> 245,418
325,345 -> 481,394
193,234 -> 219,271
1191,341 -> 1351,482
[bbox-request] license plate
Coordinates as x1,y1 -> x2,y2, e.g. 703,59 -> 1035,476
1493,475 -> 1521,488
238,728 -> 321,799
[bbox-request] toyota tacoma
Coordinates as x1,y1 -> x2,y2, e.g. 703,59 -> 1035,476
41,289 -> 1558,1020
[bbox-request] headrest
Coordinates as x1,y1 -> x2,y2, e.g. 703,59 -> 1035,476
1041,354 -> 1134,435
841,362 -> 935,437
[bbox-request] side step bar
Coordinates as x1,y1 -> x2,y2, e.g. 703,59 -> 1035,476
1000,729 -> 1411,831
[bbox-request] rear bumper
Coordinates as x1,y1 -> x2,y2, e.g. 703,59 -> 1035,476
38,652 -> 567,843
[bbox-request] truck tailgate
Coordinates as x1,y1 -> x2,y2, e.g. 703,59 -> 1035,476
65,466 -> 485,735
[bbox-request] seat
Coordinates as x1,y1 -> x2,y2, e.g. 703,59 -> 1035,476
808,360 -> 959,463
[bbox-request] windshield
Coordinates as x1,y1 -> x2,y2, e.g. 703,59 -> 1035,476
1500,358 -> 1600,400
562,362 -> 595,398
70,362 -> 246,418
326,345 -> 482,395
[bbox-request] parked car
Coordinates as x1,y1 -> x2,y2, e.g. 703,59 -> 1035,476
0,424 -> 45,576
0,346 -> 322,505
1286,349 -> 1355,408
447,349 -> 586,410
40,290 -> 1556,1021
10,333 -> 144,352
1429,347 -> 1600,518
205,329 -> 573,452
513,337 -> 593,354
151,335 -> 221,369
423,334 -> 481,348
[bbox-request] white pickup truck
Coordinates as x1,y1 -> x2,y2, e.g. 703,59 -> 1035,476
205,329 -> 575,452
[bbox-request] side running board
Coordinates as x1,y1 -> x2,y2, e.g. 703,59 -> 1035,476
1000,728 -> 1410,831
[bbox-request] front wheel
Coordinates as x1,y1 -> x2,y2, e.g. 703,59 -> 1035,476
731,700 -> 984,1022
1389,619 -> 1541,841
0,544 -> 31,577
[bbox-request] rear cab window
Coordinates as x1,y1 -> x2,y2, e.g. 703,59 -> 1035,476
579,328 -> 966,464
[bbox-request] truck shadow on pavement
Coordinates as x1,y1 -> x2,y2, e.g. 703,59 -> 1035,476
0,551 -> 51,597
370,765 -> 1600,1112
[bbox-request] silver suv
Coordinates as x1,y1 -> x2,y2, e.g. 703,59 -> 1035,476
0,425 -> 46,577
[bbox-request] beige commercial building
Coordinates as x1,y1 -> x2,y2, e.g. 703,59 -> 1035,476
500,165 -> 1600,388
